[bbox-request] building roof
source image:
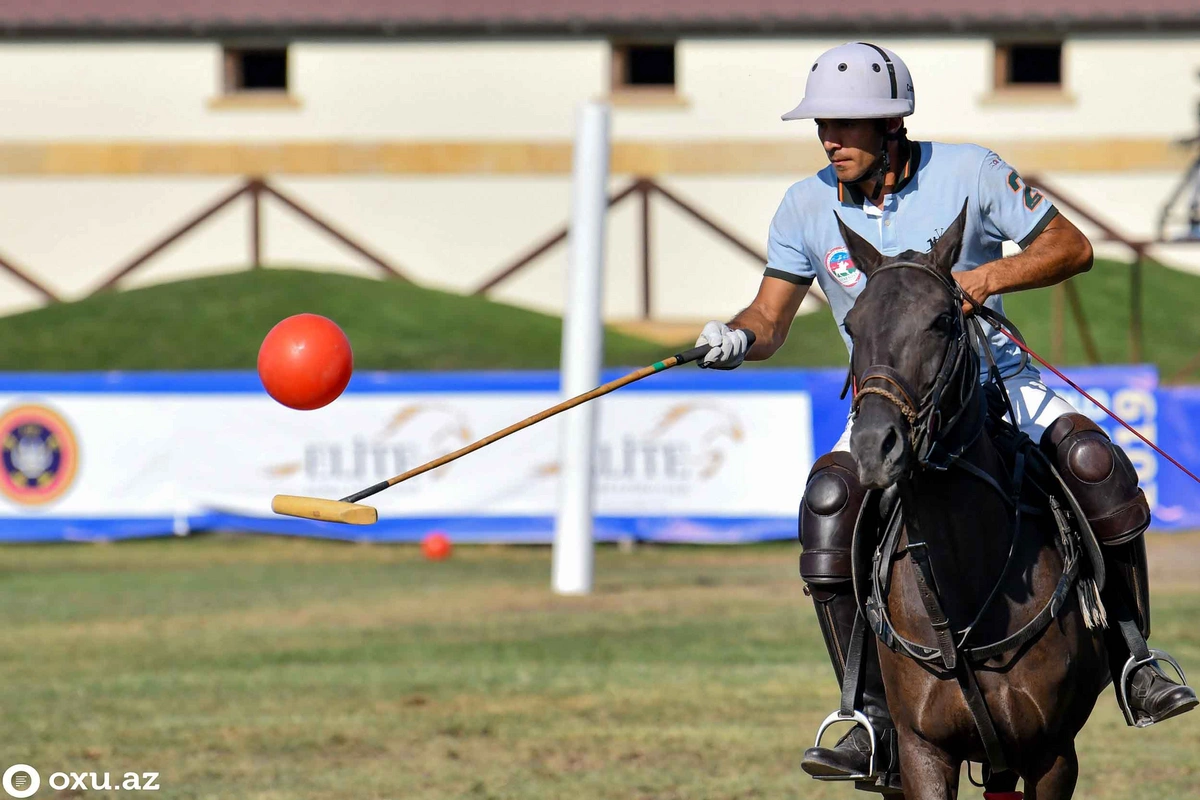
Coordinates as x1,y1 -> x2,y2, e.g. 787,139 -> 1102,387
1,1 -> 1198,36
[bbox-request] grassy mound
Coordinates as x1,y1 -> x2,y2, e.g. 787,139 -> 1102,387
0,258 -> 1195,375
1002,258 -> 1200,380
0,269 -> 672,371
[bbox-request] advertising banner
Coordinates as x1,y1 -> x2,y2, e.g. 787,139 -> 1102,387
0,366 -> 1193,543
0,370 -> 824,543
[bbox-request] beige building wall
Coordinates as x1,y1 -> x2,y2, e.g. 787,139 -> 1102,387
0,36 -> 1195,140
0,35 -> 1194,319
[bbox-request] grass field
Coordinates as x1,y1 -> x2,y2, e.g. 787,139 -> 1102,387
2,534 -> 1198,799
0,257 -> 1197,376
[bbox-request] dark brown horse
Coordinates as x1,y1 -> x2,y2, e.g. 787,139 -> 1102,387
837,206 -> 1109,799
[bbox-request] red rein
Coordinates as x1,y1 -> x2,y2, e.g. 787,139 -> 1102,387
994,327 -> 1200,488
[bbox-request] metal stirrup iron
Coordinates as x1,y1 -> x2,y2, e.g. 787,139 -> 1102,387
811,612 -> 877,781
1119,650 -> 1191,728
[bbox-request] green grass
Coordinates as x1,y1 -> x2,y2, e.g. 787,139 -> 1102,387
0,269 -> 670,371
0,258 -> 1197,375
1,535 -> 1198,799
1003,257 -> 1200,381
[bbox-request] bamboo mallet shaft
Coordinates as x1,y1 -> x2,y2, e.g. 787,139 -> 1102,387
339,336 -> 749,504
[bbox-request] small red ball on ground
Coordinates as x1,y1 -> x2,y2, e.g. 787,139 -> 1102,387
258,313 -> 353,410
422,532 -> 453,561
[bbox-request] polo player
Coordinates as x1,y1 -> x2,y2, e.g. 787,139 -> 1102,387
696,42 -> 1197,792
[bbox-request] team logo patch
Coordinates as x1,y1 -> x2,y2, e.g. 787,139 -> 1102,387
0,404 -> 79,505
824,246 -> 861,287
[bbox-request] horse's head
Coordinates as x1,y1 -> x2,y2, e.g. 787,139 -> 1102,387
840,201 -> 972,488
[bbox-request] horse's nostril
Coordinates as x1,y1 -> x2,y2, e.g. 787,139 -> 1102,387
881,426 -> 899,458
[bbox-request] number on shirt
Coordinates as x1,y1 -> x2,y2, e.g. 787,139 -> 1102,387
1007,170 -> 1045,213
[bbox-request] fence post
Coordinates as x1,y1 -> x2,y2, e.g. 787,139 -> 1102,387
250,179 -> 263,269
1063,280 -> 1100,364
639,179 -> 652,320
1130,250 -> 1144,363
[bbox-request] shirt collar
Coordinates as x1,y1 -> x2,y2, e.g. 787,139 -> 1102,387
838,140 -> 921,205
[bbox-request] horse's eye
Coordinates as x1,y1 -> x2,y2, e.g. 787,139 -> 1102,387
843,321 -> 855,339
931,313 -> 955,333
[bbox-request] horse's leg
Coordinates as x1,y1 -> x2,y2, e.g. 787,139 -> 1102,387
896,730 -> 960,800
1023,745 -> 1078,800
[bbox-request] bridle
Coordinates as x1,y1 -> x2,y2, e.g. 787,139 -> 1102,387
849,260 -> 982,470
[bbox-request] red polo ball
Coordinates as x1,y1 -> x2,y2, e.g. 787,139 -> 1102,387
258,314 -> 353,410
422,532 -> 453,561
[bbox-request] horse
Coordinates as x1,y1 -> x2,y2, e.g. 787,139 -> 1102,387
834,205 -> 1109,799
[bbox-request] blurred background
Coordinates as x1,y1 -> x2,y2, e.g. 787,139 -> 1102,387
0,2 -> 1198,798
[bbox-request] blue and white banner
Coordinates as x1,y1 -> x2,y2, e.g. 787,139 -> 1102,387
0,366 -> 1193,543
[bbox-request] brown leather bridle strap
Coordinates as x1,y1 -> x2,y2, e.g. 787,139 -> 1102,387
855,370 -> 918,414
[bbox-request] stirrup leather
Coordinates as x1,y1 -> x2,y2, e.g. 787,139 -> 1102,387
811,710 -> 876,781
1117,649 -> 1190,728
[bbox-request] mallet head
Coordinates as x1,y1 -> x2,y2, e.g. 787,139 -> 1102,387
271,495 -> 378,525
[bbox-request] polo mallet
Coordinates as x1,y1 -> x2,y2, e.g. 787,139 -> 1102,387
271,332 -> 754,525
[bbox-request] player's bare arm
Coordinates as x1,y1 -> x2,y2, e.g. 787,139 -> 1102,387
954,213 -> 1094,310
728,276 -> 809,360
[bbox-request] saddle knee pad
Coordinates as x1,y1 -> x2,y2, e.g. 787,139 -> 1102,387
1041,413 -> 1150,545
800,452 -> 864,584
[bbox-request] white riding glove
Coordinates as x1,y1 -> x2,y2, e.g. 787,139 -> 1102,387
696,321 -> 749,370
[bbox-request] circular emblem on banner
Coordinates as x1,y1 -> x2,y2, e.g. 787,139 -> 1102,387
825,246 -> 861,287
0,404 -> 79,505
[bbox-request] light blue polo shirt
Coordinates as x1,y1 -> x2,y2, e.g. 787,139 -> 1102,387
765,141 -> 1058,378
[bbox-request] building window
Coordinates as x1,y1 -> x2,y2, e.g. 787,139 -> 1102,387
612,42 -> 677,91
995,42 -> 1062,88
224,46 -> 289,94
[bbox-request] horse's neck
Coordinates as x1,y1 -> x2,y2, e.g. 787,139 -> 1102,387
903,436 -> 1017,621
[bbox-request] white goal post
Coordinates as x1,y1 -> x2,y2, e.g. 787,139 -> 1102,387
551,102 -> 611,596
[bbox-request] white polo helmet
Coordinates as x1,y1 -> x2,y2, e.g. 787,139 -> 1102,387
782,42 -> 915,121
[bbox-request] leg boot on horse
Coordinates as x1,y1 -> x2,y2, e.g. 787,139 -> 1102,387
797,452 -> 902,793
1043,414 -> 1199,725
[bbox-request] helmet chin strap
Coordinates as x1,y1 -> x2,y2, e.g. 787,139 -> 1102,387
844,126 -> 907,201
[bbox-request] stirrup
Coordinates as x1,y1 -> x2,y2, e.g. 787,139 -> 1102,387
1118,649 -> 1190,728
811,709 -> 876,781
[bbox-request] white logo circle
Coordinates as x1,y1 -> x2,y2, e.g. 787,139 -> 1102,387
2,764 -> 40,798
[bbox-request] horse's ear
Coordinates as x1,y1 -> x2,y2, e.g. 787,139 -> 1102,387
930,200 -> 969,277
834,213 -> 884,278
